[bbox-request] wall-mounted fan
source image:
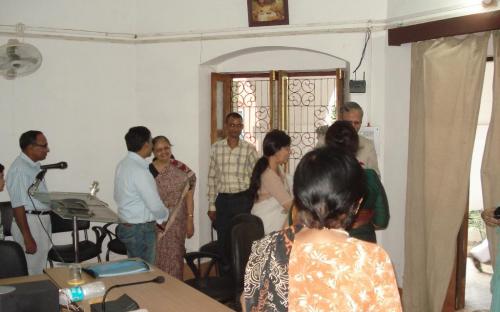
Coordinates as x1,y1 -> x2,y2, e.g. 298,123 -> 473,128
0,39 -> 42,80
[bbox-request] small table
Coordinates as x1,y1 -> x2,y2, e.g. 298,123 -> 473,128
44,264 -> 233,312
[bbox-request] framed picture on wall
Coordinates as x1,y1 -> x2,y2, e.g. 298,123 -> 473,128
247,0 -> 289,27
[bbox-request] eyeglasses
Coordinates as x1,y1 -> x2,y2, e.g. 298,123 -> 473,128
33,143 -> 48,149
228,123 -> 243,128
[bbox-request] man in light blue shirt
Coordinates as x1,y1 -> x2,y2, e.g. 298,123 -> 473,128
114,126 -> 169,264
6,130 -> 52,275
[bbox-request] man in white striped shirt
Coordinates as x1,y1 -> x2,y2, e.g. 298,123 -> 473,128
207,112 -> 258,268
6,130 -> 52,275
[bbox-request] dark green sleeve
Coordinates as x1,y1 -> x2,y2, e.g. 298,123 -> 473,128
365,169 -> 390,229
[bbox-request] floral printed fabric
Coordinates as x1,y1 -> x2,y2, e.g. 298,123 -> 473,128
288,238 -> 402,312
243,224 -> 304,312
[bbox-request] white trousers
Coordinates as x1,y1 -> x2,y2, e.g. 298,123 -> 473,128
11,214 -> 52,275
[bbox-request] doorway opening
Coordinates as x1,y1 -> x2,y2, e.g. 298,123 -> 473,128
461,59 -> 494,311
211,69 -> 344,174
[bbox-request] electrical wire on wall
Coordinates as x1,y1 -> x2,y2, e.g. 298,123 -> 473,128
352,28 -> 371,78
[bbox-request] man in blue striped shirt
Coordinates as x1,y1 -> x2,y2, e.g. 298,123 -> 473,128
6,130 -> 52,275
114,126 -> 169,264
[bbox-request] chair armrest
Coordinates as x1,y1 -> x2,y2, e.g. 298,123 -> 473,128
184,251 -> 220,280
91,226 -> 108,252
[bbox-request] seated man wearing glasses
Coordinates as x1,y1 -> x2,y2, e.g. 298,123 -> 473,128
6,130 -> 52,275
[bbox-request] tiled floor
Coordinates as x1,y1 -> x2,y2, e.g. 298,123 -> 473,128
457,257 -> 492,312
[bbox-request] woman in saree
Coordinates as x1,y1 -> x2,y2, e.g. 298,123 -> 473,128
149,136 -> 196,280
248,129 -> 292,234
325,121 -> 390,242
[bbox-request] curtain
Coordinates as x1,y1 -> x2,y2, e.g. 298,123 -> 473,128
481,30 -> 500,281
403,34 -> 489,312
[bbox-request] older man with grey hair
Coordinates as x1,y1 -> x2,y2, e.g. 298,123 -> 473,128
341,101 -> 380,175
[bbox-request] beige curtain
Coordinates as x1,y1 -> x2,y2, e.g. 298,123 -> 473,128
481,31 -> 500,268
403,34 -> 489,312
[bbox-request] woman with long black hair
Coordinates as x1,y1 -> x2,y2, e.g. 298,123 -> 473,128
248,129 -> 292,234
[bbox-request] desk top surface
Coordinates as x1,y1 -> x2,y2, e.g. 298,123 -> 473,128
0,274 -> 49,285
44,265 -> 234,312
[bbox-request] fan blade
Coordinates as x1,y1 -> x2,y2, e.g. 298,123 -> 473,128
0,61 -> 12,71
4,68 -> 17,80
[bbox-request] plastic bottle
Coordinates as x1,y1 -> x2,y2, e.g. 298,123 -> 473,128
59,281 -> 106,304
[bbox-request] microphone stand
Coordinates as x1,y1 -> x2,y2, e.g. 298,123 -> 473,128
100,276 -> 164,312
28,169 -> 47,196
28,168 -> 82,262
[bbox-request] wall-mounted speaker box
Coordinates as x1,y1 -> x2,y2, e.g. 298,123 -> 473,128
349,80 -> 366,93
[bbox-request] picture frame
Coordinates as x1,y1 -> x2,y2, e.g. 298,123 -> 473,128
247,0 -> 289,27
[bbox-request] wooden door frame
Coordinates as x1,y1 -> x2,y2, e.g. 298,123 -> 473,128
210,70 -> 344,144
442,196 -> 468,311
210,73 -> 233,143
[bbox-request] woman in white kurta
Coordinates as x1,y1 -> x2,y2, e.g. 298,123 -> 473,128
248,130 -> 292,234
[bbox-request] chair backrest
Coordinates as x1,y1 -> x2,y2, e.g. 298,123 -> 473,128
50,212 -> 90,234
230,214 -> 264,292
0,241 -> 28,278
223,213 -> 260,261
0,201 -> 13,237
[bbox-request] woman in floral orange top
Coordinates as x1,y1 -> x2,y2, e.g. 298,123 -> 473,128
288,147 -> 401,312
289,235 -> 401,311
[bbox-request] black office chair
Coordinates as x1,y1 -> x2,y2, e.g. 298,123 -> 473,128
93,223 -> 127,261
0,240 -> 28,278
184,213 -> 264,306
0,201 -> 13,237
199,222 -> 218,253
184,250 -> 234,303
48,212 -> 103,266
198,222 -> 221,274
230,214 -> 264,303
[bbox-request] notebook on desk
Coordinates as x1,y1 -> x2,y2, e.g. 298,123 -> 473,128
83,259 -> 150,278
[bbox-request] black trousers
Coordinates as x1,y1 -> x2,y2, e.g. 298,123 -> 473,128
214,190 -> 253,268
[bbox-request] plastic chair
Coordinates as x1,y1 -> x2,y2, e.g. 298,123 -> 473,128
0,240 -> 28,278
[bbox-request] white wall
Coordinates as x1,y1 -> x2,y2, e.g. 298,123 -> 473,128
0,0 -> 136,33
135,0 -> 387,34
135,41 -> 203,251
0,39 -> 137,207
387,0 -> 499,20
380,38 -> 412,284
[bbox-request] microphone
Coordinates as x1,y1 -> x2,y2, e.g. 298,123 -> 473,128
100,276 -> 165,312
40,161 -> 68,170
28,162 -> 67,196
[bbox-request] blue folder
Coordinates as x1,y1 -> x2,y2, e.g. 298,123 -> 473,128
83,259 -> 150,278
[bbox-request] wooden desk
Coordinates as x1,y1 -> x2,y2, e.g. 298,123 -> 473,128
44,265 -> 233,312
0,274 -> 50,285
